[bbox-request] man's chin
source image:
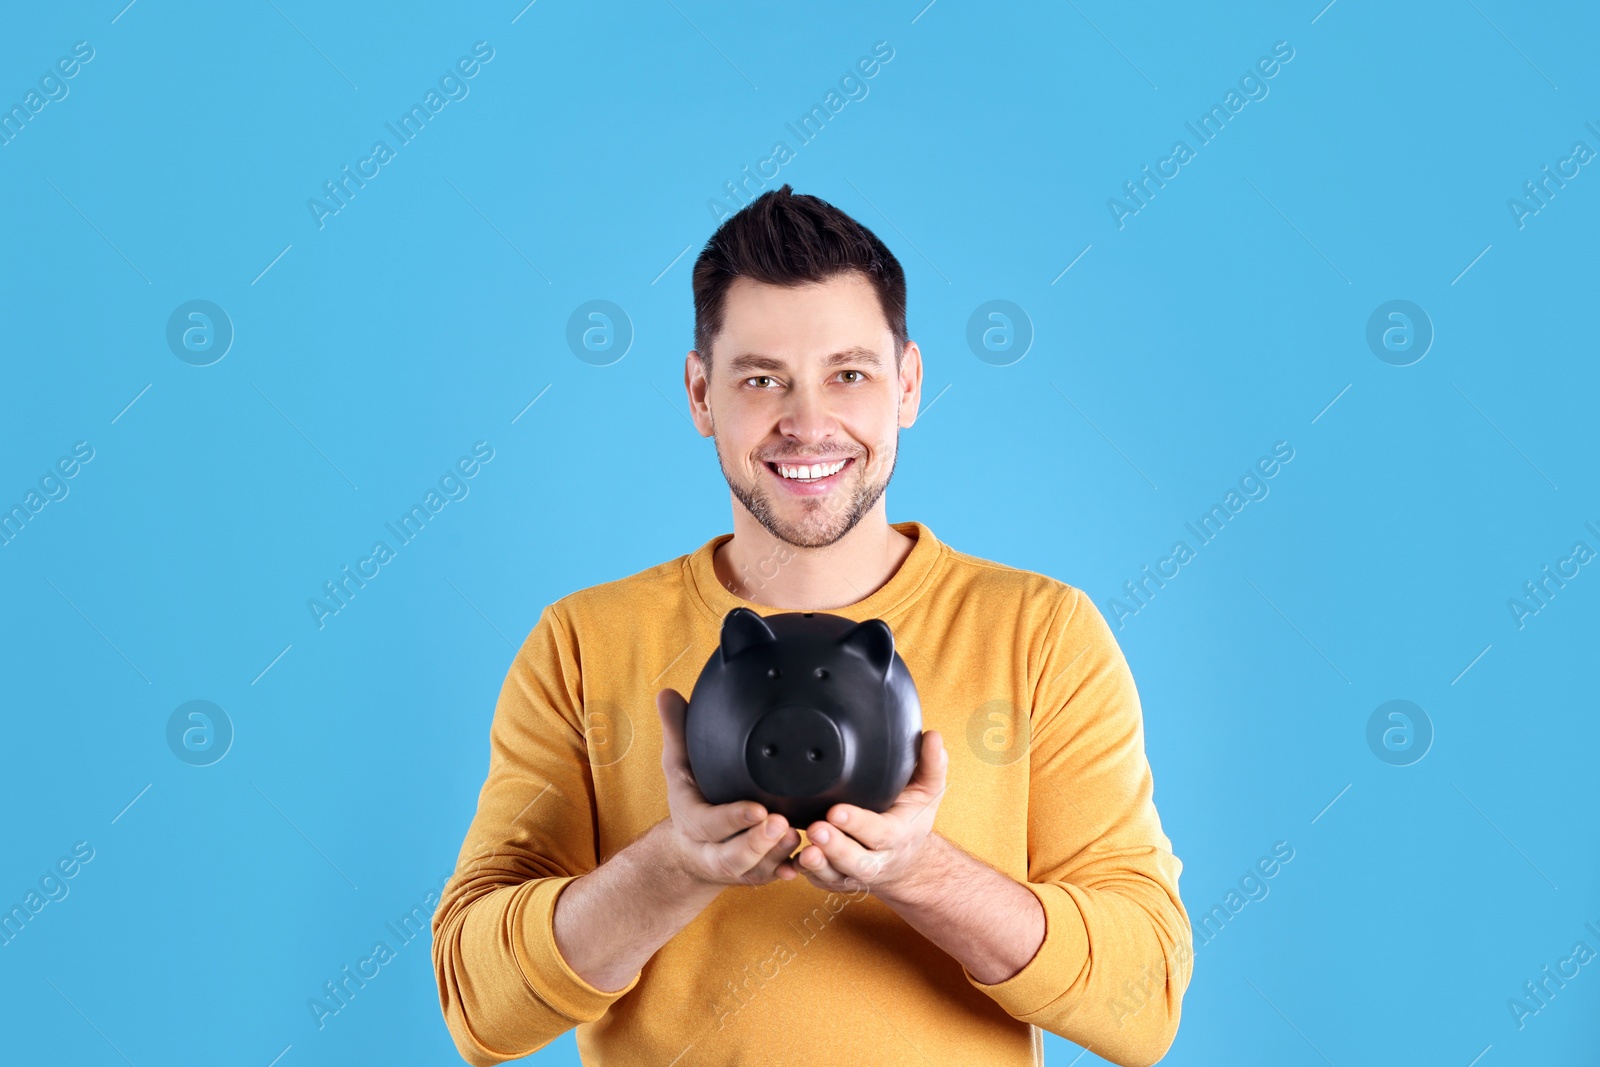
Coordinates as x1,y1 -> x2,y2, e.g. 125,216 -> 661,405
767,516 -> 853,549
744,498 -> 840,546
738,489 -> 858,549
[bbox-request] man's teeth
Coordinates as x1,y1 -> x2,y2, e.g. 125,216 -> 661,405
776,459 -> 848,481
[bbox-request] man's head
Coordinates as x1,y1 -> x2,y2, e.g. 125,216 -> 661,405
686,185 -> 921,550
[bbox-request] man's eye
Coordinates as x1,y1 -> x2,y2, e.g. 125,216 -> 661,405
749,376 -> 776,388
839,370 -> 864,383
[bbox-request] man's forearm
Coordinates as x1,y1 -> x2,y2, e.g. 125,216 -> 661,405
873,832 -> 1046,985
552,819 -> 721,992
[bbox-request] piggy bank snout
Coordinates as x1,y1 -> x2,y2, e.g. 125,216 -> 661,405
745,705 -> 846,798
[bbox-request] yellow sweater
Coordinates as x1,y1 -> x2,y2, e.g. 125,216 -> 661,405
432,521 -> 1193,1066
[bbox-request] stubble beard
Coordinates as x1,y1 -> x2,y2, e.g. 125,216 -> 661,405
716,429 -> 899,550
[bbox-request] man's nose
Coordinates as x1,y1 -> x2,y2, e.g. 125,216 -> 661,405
777,383 -> 839,443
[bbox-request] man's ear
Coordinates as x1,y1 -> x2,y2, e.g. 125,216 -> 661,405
897,340 -> 922,429
686,350 -> 714,437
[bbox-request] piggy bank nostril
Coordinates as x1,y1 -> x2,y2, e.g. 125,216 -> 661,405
807,748 -> 822,761
767,667 -> 781,680
814,667 -> 828,680
762,744 -> 777,757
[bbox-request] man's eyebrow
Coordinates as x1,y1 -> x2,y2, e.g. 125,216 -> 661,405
725,347 -> 885,374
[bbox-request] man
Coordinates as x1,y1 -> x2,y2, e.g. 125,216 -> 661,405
432,185 -> 1193,1066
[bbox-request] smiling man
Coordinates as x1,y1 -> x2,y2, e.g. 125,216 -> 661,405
432,185 -> 1193,1066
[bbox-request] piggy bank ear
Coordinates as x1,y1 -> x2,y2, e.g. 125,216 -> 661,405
721,607 -> 777,661
837,618 -> 895,676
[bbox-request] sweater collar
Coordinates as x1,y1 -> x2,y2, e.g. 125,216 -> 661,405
683,520 -> 944,625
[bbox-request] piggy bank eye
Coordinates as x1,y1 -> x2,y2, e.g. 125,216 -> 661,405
767,667 -> 781,680
814,667 -> 829,680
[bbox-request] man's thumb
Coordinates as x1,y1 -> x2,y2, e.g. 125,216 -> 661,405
657,688 -> 687,747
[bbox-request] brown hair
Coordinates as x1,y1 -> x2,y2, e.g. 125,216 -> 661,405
691,184 -> 907,374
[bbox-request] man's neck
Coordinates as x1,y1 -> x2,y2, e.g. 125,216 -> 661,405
712,508 -> 916,611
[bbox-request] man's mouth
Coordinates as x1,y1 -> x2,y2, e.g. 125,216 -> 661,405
767,458 -> 851,481
763,457 -> 854,493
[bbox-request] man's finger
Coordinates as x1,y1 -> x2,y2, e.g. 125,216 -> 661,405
795,840 -> 848,885
656,688 -> 703,820
699,798 -> 774,845
909,730 -> 947,791
823,804 -> 894,851
774,832 -> 805,880
720,814 -> 792,877
655,688 -> 689,773
743,828 -> 802,884
889,730 -> 948,822
657,689 -> 706,801
807,819 -> 883,883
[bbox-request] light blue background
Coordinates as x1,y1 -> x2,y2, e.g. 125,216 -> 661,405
2,1 -> 1596,1064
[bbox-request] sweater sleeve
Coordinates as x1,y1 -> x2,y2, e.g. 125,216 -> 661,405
430,602 -> 641,1066
961,586 -> 1194,1067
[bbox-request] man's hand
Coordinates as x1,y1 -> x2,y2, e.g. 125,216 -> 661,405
792,729 -> 948,897
655,688 -> 802,888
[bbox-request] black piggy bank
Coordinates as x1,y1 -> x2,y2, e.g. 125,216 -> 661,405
684,606 -> 922,828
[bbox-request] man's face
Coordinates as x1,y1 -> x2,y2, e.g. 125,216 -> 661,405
687,272 -> 921,549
